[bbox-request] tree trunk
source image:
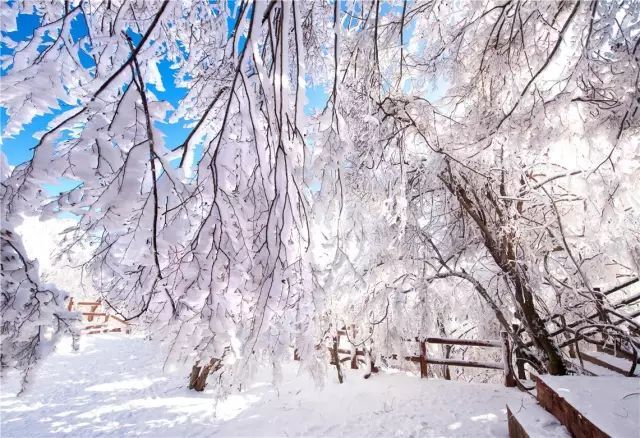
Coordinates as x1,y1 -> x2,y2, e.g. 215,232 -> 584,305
507,260 -> 566,375
436,318 -> 451,380
443,172 -> 567,375
188,358 -> 223,391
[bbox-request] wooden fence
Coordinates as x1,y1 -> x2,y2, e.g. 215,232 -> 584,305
324,327 -> 516,387
522,280 -> 640,347
67,298 -> 131,335
518,280 -> 640,376
499,278 -> 640,378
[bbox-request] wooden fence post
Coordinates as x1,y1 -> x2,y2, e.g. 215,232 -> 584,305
87,300 -> 100,322
331,336 -> 344,384
443,344 -> 452,380
350,325 -> 358,369
501,331 -> 516,387
67,297 -> 74,312
420,339 -> 428,378
512,324 -> 526,379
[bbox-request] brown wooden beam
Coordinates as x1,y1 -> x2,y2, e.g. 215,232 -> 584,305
425,337 -> 501,348
580,351 -> 635,376
424,357 -> 504,370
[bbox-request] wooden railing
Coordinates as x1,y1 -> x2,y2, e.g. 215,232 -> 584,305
67,298 -> 131,335
402,333 -> 516,387
520,280 -> 640,345
513,279 -> 640,376
325,327 -> 516,387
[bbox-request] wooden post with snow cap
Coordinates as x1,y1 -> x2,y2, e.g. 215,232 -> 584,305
501,331 -> 516,387
420,340 -> 429,378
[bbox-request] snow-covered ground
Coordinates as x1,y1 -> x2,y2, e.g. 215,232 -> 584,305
1,334 -> 530,437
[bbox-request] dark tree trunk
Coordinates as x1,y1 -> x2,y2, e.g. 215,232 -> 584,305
188,358 -> 223,392
509,266 -> 566,375
436,318 -> 451,380
442,171 -> 567,375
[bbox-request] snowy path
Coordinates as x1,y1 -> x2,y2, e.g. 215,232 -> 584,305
1,335 -> 529,437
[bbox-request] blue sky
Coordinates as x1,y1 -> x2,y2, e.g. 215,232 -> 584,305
1,2 -> 422,198
0,3 -> 328,187
0,9 -> 192,167
0,5 -> 230,196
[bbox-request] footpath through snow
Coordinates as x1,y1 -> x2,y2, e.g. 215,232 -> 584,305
1,334 -> 529,437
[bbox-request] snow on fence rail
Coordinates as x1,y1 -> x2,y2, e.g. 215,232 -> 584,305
321,327 -> 516,387
67,298 -> 131,335
511,278 -> 640,376
528,288 -> 640,377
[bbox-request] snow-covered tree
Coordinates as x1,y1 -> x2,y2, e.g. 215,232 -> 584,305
1,153 -> 78,390
309,0 -> 640,376
1,0 -> 320,390
2,0 -> 638,387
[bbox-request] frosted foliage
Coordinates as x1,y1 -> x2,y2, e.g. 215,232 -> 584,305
2,0 -> 316,388
1,153 -> 78,390
306,0 -> 639,376
1,0 -> 639,385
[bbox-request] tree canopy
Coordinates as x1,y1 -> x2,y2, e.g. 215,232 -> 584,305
1,0 -> 639,389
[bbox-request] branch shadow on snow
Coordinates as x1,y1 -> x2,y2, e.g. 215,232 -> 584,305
1,335 -> 527,437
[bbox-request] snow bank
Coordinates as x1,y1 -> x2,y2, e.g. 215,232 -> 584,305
506,399 -> 569,438
539,375 -> 640,438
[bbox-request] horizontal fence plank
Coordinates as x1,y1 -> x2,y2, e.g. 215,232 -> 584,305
82,325 -> 107,330
339,348 -> 364,356
425,357 -> 504,370
580,351 -> 633,376
108,315 -> 128,325
85,327 -> 123,335
82,312 -> 108,317
602,277 -> 639,296
76,301 -> 101,306
330,348 -> 365,356
425,337 -> 501,348
615,291 -> 640,308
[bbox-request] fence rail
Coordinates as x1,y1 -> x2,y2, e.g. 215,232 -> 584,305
67,298 -> 131,335
424,337 -> 501,348
324,327 -> 516,387
512,279 -> 640,376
